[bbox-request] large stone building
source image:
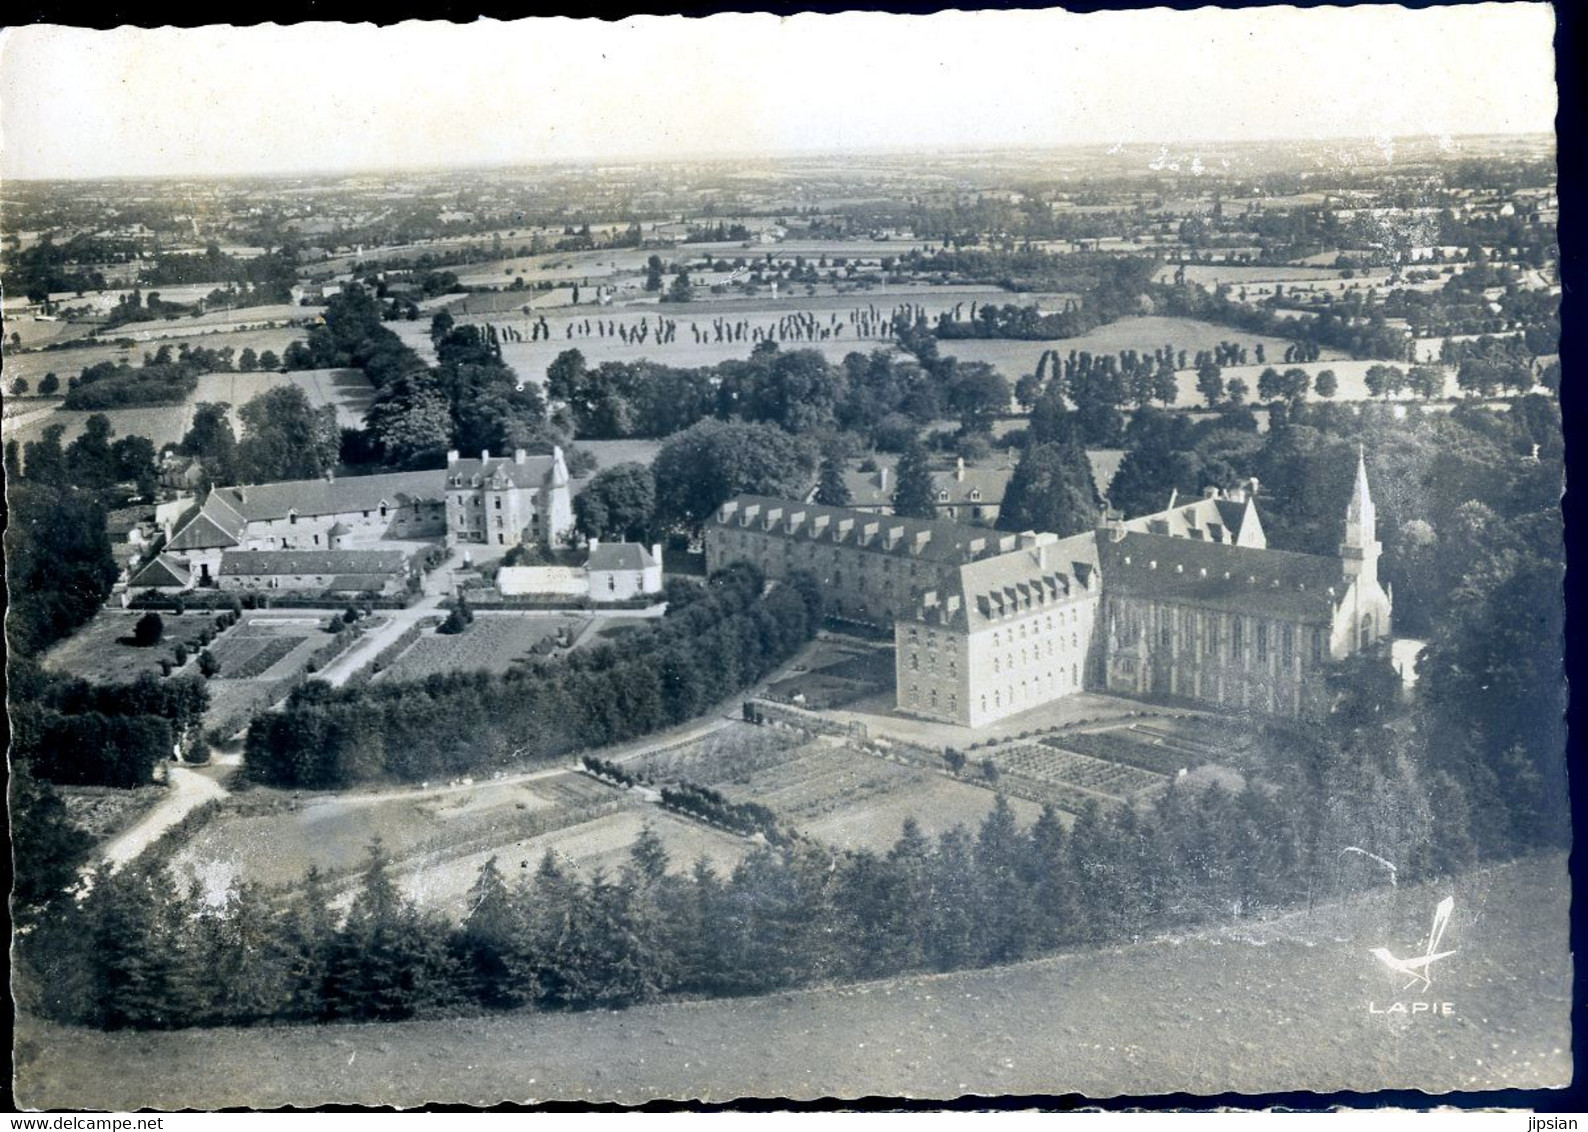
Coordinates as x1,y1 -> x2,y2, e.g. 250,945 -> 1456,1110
704,497 -> 1032,625
165,468 -> 446,584
705,449 -> 1392,724
156,447 -> 575,591
443,447 -> 573,550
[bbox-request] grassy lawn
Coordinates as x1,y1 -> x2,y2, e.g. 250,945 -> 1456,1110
43,609 -> 226,684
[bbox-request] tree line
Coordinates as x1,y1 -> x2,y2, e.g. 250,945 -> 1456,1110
9,661 -> 212,789
243,565 -> 824,788
24,685 -> 1528,1033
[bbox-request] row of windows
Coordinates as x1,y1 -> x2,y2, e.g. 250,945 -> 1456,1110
905,687 -> 959,715
990,635 -> 1081,673
1119,604 -> 1326,666
907,664 -> 1083,718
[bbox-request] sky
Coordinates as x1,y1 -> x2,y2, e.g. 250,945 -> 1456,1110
0,4 -> 1558,181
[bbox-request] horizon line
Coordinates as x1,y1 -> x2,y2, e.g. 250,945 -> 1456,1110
2,130 -> 1557,185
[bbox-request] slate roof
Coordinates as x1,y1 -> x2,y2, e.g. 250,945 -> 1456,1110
712,495 -> 1018,567
586,542 -> 657,572
445,453 -> 558,491
833,463 -> 1015,511
1096,531 -> 1346,620
915,532 -> 1102,629
1122,495 -> 1263,546
129,554 -> 191,588
167,508 -> 243,551
210,470 -> 444,522
219,549 -> 408,577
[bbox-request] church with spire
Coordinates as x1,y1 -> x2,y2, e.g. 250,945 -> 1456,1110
1089,446 -> 1392,719
708,446 -> 1393,726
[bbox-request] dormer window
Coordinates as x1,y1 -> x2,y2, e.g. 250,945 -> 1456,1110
936,489 -> 950,503
288,511 -> 297,525
969,489 -> 982,502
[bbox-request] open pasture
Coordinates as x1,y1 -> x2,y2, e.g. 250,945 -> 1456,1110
116,304 -> 309,337
377,614 -> 584,681
378,805 -> 750,919
41,608 -> 225,683
783,756 -> 1050,852
4,316 -> 100,352
170,770 -> 623,895
1213,358 -> 1454,403
458,290 -> 1034,385
937,315 -> 1348,386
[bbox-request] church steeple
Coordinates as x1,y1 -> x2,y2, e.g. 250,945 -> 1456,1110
1340,444 -> 1381,584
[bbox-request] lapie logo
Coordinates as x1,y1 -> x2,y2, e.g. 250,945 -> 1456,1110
1367,895 -> 1457,1017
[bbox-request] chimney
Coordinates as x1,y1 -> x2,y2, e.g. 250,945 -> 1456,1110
651,542 -> 663,570
589,538 -> 599,554
514,448 -> 526,465
1203,485 -> 1221,500
956,456 -> 966,482
447,449 -> 460,467
480,449 -> 491,464
1168,487 -> 1178,508
878,466 -> 889,492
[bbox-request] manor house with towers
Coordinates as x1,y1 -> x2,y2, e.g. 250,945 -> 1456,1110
705,449 -> 1392,726
146,447 -> 575,592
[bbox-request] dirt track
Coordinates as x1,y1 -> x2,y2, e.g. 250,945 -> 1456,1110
16,853 -> 1570,1109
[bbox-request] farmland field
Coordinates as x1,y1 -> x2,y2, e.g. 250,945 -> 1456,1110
16,853 -> 1569,1108
936,315 -> 1350,390
1150,263 -> 1386,287
708,738 -> 1046,852
382,806 -> 751,920
0,325 -> 303,385
989,742 -> 1165,801
1,367 -> 374,451
169,771 -> 620,895
1046,720 -> 1247,778
793,768 -> 1049,850
376,614 -> 585,681
41,609 -> 226,683
626,722 -> 810,784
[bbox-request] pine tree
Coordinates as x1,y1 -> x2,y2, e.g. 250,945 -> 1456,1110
924,826 -> 979,970
891,440 -> 936,519
975,795 -> 1037,963
460,856 -> 537,1008
815,455 -> 852,507
326,840 -> 427,1020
